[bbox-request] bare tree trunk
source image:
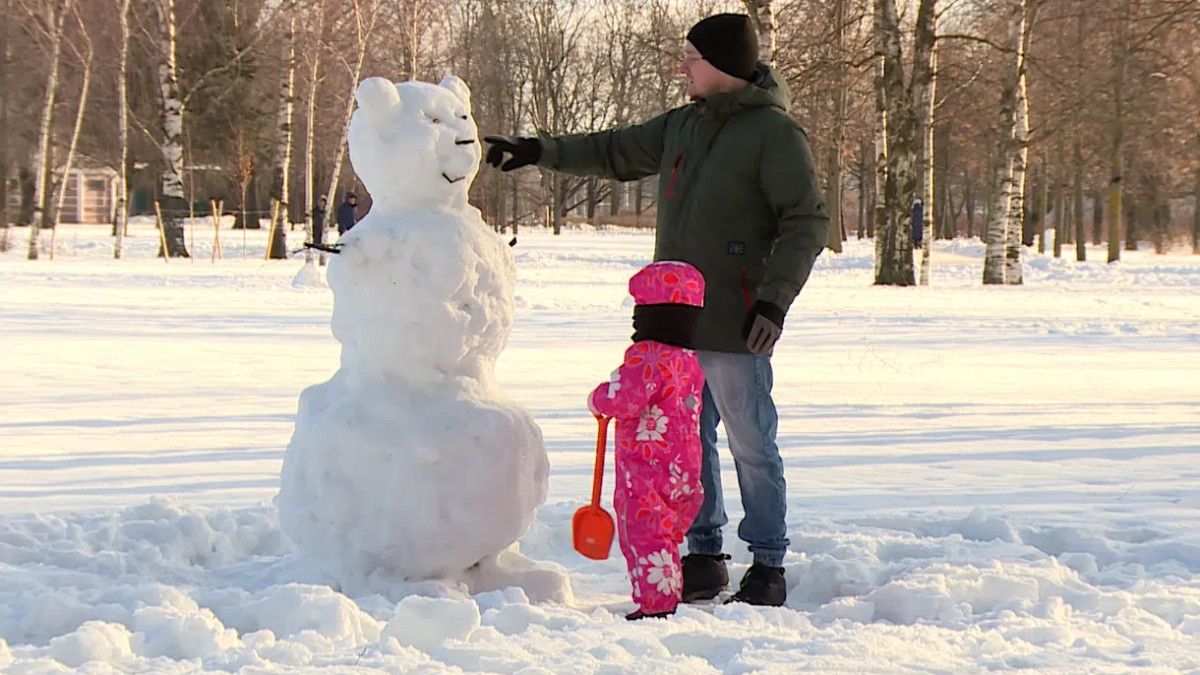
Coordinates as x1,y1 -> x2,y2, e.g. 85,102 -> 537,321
50,7 -> 92,248
1107,0 -> 1128,263
27,0 -> 71,260
934,121 -> 952,239
1036,160 -> 1047,253
268,0 -> 298,260
1151,181 -> 1168,254
586,177 -> 598,224
0,0 -> 10,235
1125,190 -> 1139,251
1193,168 -> 1199,254
872,0 -> 932,286
511,177 -> 519,234
325,0 -> 376,222
1093,185 -> 1104,245
1074,140 -> 1086,261
113,0 -> 131,258
407,0 -> 422,78
303,0 -> 325,264
983,0 -> 1029,285
156,0 -> 189,258
743,0 -> 776,65
827,0 -> 846,253
1053,155 -> 1064,258
918,40 -> 937,286
1004,0 -> 1033,285
872,48 -> 888,277
965,168 -> 975,239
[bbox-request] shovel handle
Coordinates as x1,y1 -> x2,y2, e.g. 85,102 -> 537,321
591,415 -> 611,507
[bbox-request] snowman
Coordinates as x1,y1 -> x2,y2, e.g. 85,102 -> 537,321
277,76 -> 553,598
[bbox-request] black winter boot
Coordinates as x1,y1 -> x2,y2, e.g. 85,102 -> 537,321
681,553 -> 730,602
726,563 -> 786,606
625,609 -> 675,621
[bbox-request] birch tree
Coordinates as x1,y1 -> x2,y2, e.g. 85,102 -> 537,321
1106,0 -> 1130,263
743,0 -> 776,65
827,0 -> 847,253
872,49 -> 888,280
1003,0 -> 1034,284
155,0 -> 189,258
982,0 -> 1032,285
918,41 -> 937,286
268,0 -> 298,260
0,0 -> 10,238
873,0 -> 935,286
49,1 -> 92,252
26,0 -> 71,261
113,0 -> 131,258
324,0 -> 378,226
302,0 -> 326,265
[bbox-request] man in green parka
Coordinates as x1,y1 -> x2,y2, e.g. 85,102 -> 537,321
485,13 -> 828,607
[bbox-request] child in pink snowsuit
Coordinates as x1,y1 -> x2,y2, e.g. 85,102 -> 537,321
587,261 -> 706,620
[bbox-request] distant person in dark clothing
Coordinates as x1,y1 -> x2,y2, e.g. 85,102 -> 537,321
337,192 -> 358,235
312,195 -> 328,246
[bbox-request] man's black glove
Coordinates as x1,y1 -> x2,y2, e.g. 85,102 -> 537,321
742,300 -> 785,355
484,136 -> 542,172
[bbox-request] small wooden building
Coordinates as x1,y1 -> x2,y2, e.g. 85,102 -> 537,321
3,157 -> 117,225
55,157 -> 117,224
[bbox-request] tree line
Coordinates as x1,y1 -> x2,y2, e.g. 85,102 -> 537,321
0,0 -> 1196,281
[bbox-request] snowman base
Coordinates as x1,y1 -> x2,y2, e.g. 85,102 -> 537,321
463,548 -> 573,604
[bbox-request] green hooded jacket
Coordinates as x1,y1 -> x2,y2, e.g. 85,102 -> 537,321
538,64 -> 829,354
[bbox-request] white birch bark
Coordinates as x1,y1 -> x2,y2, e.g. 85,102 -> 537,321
982,0 -> 1022,284
827,0 -> 846,253
113,0 -> 131,258
268,0 -> 298,260
918,42 -> 937,286
303,0 -> 325,264
156,0 -> 188,258
1004,0 -> 1033,284
873,0 -> 917,286
324,0 -> 377,228
27,0 -> 70,261
873,49 -> 888,280
51,5 -> 92,243
743,0 -> 776,65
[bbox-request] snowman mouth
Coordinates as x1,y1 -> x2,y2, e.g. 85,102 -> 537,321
442,173 -> 466,184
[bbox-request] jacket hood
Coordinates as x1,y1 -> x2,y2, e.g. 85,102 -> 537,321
702,63 -> 791,119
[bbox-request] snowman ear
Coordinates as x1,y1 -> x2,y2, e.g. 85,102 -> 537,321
439,76 -> 471,111
356,77 -> 402,126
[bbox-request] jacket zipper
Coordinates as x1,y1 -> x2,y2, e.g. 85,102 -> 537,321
666,153 -> 683,200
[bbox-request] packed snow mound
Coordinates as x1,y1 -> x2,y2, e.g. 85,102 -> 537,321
291,260 -> 324,288
276,76 -> 552,596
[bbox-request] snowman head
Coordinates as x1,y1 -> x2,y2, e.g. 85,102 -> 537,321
347,76 -> 480,212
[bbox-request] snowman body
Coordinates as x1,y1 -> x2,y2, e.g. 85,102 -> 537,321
277,76 -> 548,593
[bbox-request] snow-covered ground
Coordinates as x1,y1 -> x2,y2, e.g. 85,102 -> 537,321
1,221 -> 1198,673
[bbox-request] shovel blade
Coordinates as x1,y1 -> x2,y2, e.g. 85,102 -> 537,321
572,505 -> 615,560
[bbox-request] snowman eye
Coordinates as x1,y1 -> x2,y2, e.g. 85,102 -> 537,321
431,117 -> 442,124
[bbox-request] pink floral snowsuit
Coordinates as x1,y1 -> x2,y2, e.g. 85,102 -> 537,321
587,262 -> 706,615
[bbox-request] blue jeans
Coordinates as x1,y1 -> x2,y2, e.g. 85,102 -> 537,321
686,351 -> 789,567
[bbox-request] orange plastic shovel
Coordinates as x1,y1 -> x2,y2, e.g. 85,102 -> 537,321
572,415 -> 615,560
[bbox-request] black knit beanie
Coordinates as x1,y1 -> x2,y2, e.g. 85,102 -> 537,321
686,14 -> 759,81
